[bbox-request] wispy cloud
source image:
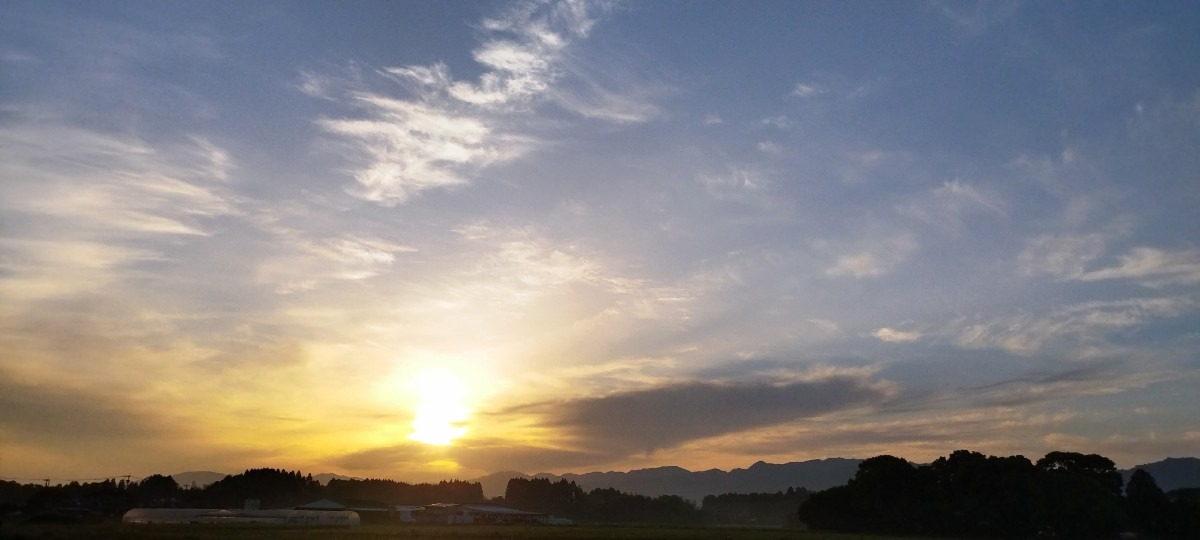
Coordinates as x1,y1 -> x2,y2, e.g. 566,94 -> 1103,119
873,327 -> 922,343
1018,232 -> 1111,280
698,166 -> 768,193
677,403 -> 1079,470
0,120 -> 238,301
1078,247 -> 1200,287
790,82 -> 827,99
315,0 -> 657,205
837,150 -> 912,185
946,297 -> 1197,356
928,0 -> 1021,35
898,179 -> 1007,233
826,233 -> 918,278
1019,233 -> 1200,288
760,115 -> 791,129
967,362 -> 1164,407
318,95 -> 530,205
756,141 -> 783,154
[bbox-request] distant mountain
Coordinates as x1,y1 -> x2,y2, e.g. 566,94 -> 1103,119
1123,457 -> 1200,492
473,459 -> 862,501
169,471 -> 228,488
475,470 -> 536,500
312,472 -> 359,485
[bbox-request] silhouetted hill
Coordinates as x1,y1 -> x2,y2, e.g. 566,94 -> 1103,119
1123,457 -> 1200,492
474,459 -> 861,501
313,472 -> 359,485
475,470 -> 534,500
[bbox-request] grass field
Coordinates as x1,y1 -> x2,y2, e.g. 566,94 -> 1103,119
0,522 -> 922,540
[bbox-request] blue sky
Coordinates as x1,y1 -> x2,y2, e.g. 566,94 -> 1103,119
2,0 -> 1198,482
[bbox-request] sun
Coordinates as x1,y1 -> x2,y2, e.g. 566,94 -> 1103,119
406,368 -> 471,446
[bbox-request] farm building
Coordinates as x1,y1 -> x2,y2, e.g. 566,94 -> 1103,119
121,507 -> 360,526
295,498 -> 419,523
418,503 -> 557,524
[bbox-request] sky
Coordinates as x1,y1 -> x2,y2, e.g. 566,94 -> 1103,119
2,0 -> 1199,484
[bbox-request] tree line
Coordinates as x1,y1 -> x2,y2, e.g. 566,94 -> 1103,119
503,477 -> 705,523
502,477 -> 815,525
798,450 -> 1200,539
0,468 -> 485,521
0,469 -> 805,526
6,450 -> 1198,534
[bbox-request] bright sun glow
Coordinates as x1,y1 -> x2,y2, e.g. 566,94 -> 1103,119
407,368 -> 471,446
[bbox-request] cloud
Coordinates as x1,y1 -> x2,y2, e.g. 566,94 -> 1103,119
453,440 -> 607,473
318,95 -> 531,205
1018,233 -> 1110,280
543,58 -> 665,123
0,375 -> 178,446
837,150 -> 913,185
330,441 -> 440,472
946,297 -> 1197,356
698,166 -> 768,193
807,319 -> 841,334
791,82 -> 826,99
760,115 -> 791,128
0,125 -> 235,234
756,141 -> 783,154
826,233 -> 918,278
0,120 -> 238,302
1078,247 -> 1200,287
258,225 -> 417,289
964,362 -> 1167,408
687,405 -> 1077,468
1019,230 -> 1200,287
1010,146 -> 1125,217
316,0 -> 658,205
898,179 -> 1007,233
873,327 -> 921,343
511,372 -> 895,456
330,439 -> 605,477
928,0 -> 1021,35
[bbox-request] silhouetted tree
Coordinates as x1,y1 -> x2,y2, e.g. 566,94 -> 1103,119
502,477 -> 701,523
325,477 -> 483,505
504,478 -> 585,517
928,450 -> 1040,537
1035,451 -> 1126,538
200,468 -> 320,509
1036,451 -> 1123,497
798,455 -> 933,534
1126,468 -> 1171,536
1165,488 -> 1200,539
703,488 -> 808,526
134,474 -> 180,507
799,450 -> 1134,538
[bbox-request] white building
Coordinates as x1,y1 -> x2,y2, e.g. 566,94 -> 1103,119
121,507 -> 360,526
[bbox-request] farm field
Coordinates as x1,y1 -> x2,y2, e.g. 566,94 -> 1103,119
0,523 -> 922,540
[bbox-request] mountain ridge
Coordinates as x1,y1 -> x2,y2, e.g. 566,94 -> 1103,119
164,456 -> 1200,502
474,458 -> 864,501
